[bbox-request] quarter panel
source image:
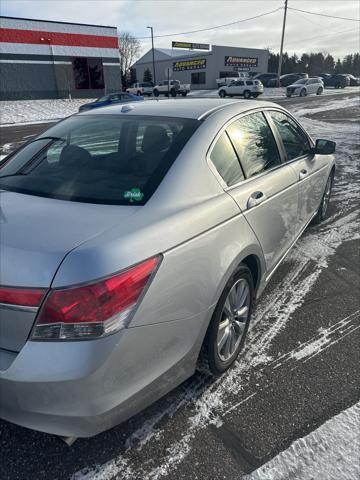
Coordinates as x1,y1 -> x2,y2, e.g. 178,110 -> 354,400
131,212 -> 264,327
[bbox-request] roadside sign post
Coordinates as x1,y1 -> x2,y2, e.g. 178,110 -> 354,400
165,67 -> 173,98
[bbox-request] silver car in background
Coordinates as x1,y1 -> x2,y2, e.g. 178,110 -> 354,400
0,99 -> 335,439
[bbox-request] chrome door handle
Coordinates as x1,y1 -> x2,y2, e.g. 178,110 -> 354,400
247,191 -> 267,209
299,169 -> 308,180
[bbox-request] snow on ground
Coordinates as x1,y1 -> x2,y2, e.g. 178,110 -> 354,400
246,402 -> 360,480
0,98 -> 92,125
72,94 -> 360,480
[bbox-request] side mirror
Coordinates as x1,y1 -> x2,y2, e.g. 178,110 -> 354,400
313,139 -> 336,155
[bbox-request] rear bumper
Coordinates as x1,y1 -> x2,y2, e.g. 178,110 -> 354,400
0,311 -> 209,437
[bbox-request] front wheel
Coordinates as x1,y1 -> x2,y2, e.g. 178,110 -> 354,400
198,265 -> 254,376
137,91 -> 142,96
243,90 -> 251,99
153,90 -> 159,97
219,90 -> 226,98
170,89 -> 177,97
312,173 -> 334,225
300,88 -> 307,97
317,87 -> 323,95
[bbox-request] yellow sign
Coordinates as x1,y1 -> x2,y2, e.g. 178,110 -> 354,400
173,58 -> 207,71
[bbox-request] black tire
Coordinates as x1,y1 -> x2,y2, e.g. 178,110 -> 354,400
219,90 -> 226,98
316,87 -> 323,95
170,89 -> 177,97
243,90 -> 251,99
153,89 -> 159,97
137,91 -> 142,96
300,88 -> 306,97
182,92 -> 187,97
198,265 -> 254,377
312,172 -> 334,225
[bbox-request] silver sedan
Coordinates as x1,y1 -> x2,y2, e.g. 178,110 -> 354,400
0,99 -> 335,439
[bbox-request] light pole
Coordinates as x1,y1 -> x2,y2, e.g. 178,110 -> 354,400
277,0 -> 288,87
147,26 -> 156,86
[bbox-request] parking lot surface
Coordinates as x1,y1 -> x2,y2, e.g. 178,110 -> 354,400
0,93 -> 359,480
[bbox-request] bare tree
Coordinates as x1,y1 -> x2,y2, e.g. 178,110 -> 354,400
118,32 -> 141,88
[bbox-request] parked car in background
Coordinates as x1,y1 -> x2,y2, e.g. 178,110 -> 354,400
0,98 -> 336,439
322,74 -> 350,89
268,73 -> 308,87
126,82 -> 153,96
286,77 -> 324,97
253,73 -> 278,87
216,71 -> 250,87
153,79 -> 190,97
79,92 -> 143,112
345,74 -> 360,86
218,79 -> 263,99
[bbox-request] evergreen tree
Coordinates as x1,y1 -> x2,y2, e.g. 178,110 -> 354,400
143,68 -> 153,83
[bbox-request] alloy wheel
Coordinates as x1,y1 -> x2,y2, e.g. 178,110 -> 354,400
216,278 -> 250,362
322,175 -> 332,217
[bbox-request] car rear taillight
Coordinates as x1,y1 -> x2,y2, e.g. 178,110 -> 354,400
31,256 -> 161,340
0,286 -> 46,307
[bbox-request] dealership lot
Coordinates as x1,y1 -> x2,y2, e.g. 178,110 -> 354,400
0,93 -> 359,480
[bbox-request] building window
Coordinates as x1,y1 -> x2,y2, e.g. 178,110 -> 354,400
73,57 -> 104,89
191,72 -> 206,84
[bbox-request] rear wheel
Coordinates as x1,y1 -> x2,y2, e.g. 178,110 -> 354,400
243,90 -> 251,99
182,91 -> 187,97
137,91 -> 142,96
171,89 -> 177,97
312,172 -> 334,224
219,90 -> 226,98
300,88 -> 307,97
316,87 -> 323,95
198,265 -> 253,376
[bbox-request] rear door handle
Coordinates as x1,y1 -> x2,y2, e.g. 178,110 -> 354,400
247,191 -> 267,209
299,169 -> 308,180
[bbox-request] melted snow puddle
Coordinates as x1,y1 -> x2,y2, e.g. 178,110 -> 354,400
246,401 -> 360,480
73,99 -> 360,480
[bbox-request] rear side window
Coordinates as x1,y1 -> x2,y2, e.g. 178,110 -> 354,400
246,81 -> 253,86
269,111 -> 310,161
0,115 -> 199,205
227,112 -> 281,179
210,132 -> 244,186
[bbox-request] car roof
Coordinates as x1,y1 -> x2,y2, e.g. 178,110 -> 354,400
78,98 -> 277,120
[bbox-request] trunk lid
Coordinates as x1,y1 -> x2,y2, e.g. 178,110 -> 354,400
0,190 -> 138,353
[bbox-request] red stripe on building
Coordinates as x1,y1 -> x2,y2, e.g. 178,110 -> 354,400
0,28 -> 118,48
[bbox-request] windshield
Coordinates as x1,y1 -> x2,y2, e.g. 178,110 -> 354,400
0,115 -> 199,205
294,79 -> 307,85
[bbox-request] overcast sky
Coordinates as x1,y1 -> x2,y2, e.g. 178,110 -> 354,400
1,0 -> 359,59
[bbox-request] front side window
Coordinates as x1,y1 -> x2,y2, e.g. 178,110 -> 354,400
0,115 -> 199,205
246,81 -> 253,86
227,112 -> 281,179
210,132 -> 244,186
269,111 -> 311,161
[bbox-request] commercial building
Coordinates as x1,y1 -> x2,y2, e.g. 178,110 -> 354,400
132,44 -> 269,90
0,16 -> 121,100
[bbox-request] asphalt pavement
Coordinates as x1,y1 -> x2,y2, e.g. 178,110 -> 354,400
0,92 -> 359,480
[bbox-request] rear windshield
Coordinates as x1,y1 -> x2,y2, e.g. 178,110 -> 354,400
0,115 -> 199,205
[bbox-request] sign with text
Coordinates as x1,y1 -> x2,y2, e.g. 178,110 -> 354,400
225,56 -> 258,68
173,58 -> 207,71
172,41 -> 210,50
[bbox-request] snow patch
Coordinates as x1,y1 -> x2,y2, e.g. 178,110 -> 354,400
246,402 -> 360,480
